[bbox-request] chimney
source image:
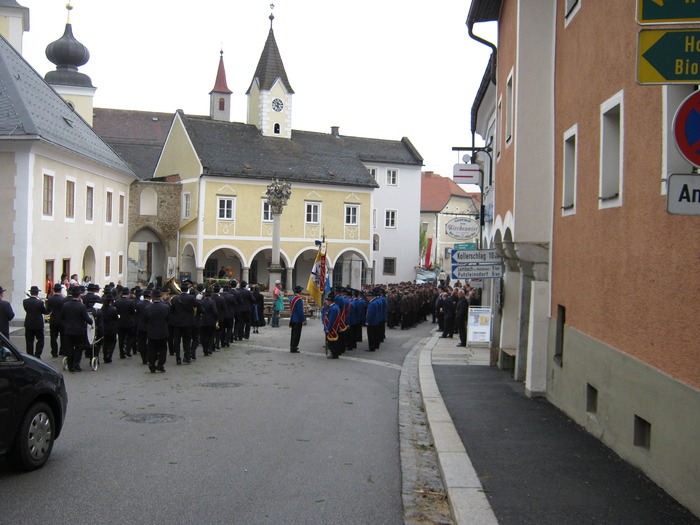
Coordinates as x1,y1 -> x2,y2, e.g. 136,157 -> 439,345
331,126 -> 340,137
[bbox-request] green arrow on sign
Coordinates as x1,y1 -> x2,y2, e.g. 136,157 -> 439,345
641,30 -> 700,82
638,0 -> 700,24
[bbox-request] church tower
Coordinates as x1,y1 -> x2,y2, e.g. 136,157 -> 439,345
210,50 -> 232,121
44,3 -> 95,125
0,0 -> 29,53
246,12 -> 294,139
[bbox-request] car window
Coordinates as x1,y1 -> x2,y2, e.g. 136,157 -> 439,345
0,344 -> 20,363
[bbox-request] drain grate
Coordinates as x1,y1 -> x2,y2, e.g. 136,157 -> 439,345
122,413 -> 184,424
197,381 -> 243,388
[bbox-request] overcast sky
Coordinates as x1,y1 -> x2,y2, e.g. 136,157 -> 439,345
19,0 -> 496,181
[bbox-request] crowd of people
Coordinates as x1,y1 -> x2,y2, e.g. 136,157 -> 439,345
0,275 -> 484,372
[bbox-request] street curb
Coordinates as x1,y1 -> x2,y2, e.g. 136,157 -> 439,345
419,334 -> 499,525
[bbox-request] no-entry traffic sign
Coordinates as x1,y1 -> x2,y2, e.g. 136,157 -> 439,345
673,90 -> 700,167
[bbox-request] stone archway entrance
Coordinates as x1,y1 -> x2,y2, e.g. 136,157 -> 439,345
128,228 -> 166,288
203,248 -> 244,282
332,251 -> 368,289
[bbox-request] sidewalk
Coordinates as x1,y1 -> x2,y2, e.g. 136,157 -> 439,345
419,331 -> 700,525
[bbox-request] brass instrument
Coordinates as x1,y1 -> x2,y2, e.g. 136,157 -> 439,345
165,277 -> 182,295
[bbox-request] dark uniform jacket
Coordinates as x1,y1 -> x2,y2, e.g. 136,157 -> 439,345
102,304 -> 119,336
171,292 -> 197,327
47,294 -> 66,327
60,298 -> 93,336
23,296 -> 48,330
145,301 -> 170,340
0,299 -> 15,336
199,298 -> 218,327
135,299 -> 151,332
115,296 -> 136,328
455,296 -> 470,322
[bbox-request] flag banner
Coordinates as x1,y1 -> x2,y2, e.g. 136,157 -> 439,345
307,242 -> 327,307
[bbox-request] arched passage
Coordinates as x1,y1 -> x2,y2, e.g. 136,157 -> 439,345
332,249 -> 369,289
81,246 -> 96,282
128,227 -> 167,288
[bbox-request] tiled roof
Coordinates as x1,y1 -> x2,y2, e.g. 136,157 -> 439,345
179,111 -> 422,187
421,171 -> 472,212
468,0 -> 503,24
0,35 -> 135,177
92,108 -> 174,179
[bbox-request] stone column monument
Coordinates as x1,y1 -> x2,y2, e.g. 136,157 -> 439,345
265,179 -> 291,291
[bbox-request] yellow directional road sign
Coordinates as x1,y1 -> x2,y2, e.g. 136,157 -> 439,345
638,29 -> 700,84
638,0 -> 700,24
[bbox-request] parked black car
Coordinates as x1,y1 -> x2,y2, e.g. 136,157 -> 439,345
0,332 -> 68,470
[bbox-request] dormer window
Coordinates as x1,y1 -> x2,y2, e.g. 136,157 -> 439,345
274,123 -> 281,135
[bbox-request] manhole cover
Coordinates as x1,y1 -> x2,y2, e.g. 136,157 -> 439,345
122,413 -> 184,424
197,381 -> 243,388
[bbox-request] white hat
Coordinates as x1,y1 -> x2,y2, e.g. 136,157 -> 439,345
275,280 -> 281,284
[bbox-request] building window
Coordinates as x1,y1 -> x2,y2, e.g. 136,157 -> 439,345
373,234 -> 380,251
505,71 -> 514,145
218,196 -> 234,220
496,98 -> 503,158
106,191 -> 113,223
565,0 -> 581,24
445,247 -> 452,259
139,187 -> 158,215
421,222 -> 428,232
118,254 -> 123,275
368,167 -> 377,180
262,201 -> 272,222
65,179 -> 75,218
86,186 -> 94,221
554,304 -> 565,367
385,209 -> 397,228
274,123 -> 281,135
383,258 -> 396,275
305,202 -> 320,224
599,91 -> 623,209
119,194 -> 125,224
345,204 -> 359,226
183,193 -> 191,220
219,97 -> 225,111
372,209 -> 377,229
105,255 -> 111,278
563,124 -> 577,215
43,174 -> 54,216
386,169 -> 398,186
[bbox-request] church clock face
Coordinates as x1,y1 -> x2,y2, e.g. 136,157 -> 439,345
272,98 -> 284,112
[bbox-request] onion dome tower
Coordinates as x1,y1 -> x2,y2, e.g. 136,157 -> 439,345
44,2 -> 95,124
210,50 -> 233,121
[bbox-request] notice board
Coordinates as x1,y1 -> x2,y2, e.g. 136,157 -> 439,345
467,306 -> 492,344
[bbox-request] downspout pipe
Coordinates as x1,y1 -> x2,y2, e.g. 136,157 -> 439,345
467,17 -> 497,84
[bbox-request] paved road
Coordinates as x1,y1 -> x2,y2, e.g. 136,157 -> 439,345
1,319 -> 440,525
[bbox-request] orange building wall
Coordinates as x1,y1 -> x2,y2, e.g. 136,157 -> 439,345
494,0 -> 517,223
551,1 -> 700,388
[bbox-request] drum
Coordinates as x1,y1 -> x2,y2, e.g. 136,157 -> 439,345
86,312 -> 96,345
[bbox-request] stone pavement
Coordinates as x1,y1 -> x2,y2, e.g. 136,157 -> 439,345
419,330 -> 700,524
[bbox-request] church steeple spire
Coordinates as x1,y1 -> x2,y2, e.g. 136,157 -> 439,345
246,6 -> 293,138
210,49 -> 232,121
